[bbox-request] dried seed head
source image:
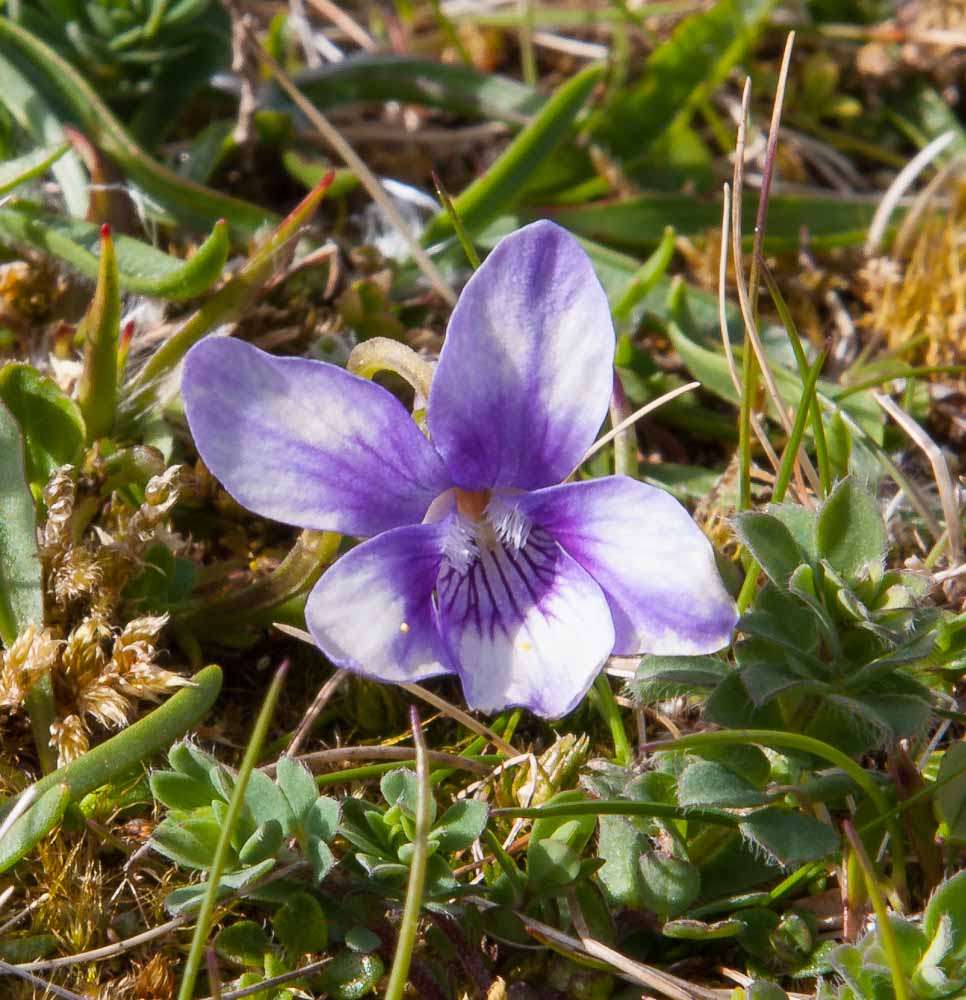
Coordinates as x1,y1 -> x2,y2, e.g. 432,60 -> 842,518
0,624 -> 60,708
49,713 -> 89,766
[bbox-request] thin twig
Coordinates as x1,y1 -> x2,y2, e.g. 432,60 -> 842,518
304,0 -> 376,50
200,958 -> 332,1000
270,745 -> 491,775
272,623 -> 519,756
581,382 -> 701,465
242,23 -> 457,305
285,668 -> 349,756
731,79 -> 822,499
747,32 -> 795,312
874,391 -> 964,566
865,131 -> 956,255
0,960 -> 90,1000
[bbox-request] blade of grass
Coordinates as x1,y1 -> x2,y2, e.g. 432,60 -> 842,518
384,706 -> 432,1000
177,661 -> 288,1000
757,256 -> 832,497
431,170 -> 481,270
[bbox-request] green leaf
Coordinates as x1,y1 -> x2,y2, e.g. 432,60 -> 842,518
381,767 -> 436,826
735,511 -> 806,586
432,799 -> 488,852
596,815 -> 648,909
739,808 -> 839,868
631,654 -> 730,703
0,783 -> 69,874
318,950 -> 385,999
638,852 -> 701,918
550,189 -> 882,252
276,754 -> 323,828
148,770 -> 214,812
592,0 -> 776,169
273,890 -> 328,955
308,835 -> 336,882
421,62 -> 603,245
0,401 -> 42,646
816,477 -> 887,578
305,796 -> 341,843
151,816 -> 222,870
0,18 -> 272,235
662,918 -> 745,941
688,744 -> 772,789
215,920 -> 273,968
283,56 -> 544,124
76,223 -> 120,440
747,982 -> 790,1000
243,769 -> 292,835
924,871 -> 966,966
0,47 -> 87,217
0,364 -> 85,490
0,141 -> 69,198
527,838 -> 582,892
163,859 -> 276,916
238,819 -> 283,866
0,204 -> 229,300
677,761 -> 767,808
935,743 -> 966,846
765,503 -> 818,560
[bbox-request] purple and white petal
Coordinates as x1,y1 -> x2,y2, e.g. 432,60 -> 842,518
428,221 -> 615,492
305,523 -> 455,683
517,477 -> 737,655
436,526 -> 615,717
182,338 -> 451,537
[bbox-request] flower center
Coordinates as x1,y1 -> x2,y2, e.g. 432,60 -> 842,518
454,488 -> 490,522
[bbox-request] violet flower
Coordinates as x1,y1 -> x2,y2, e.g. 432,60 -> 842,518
182,221 -> 736,717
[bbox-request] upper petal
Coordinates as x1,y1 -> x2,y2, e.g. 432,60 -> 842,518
305,522 -> 455,683
428,221 -> 615,491
517,477 -> 738,655
436,526 -> 615,717
182,338 -> 451,537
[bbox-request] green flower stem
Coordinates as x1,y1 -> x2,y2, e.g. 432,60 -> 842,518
738,350 -> 826,611
179,530 -> 340,630
593,674 -> 632,767
314,757 -> 497,789
385,707 -> 432,1000
843,821 -> 910,1000
178,662 -> 288,1000
0,665 -> 222,823
346,338 -> 435,400
642,729 -> 905,887
76,224 -> 121,441
493,799 -> 740,827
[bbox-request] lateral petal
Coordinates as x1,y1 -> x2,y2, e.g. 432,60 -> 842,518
305,522 -> 455,683
182,338 -> 451,536
518,477 -> 738,655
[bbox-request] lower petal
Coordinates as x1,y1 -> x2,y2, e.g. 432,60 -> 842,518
305,524 -> 454,683
436,528 -> 615,717
518,477 -> 737,655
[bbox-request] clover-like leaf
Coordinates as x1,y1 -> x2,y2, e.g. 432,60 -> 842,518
739,808 -> 839,868
528,838 -> 582,892
678,760 -> 767,809
638,851 -> 700,918
151,816 -> 222,870
273,890 -> 328,955
149,770 -> 214,813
